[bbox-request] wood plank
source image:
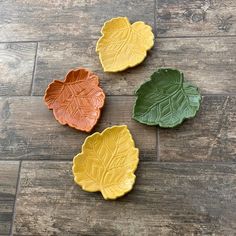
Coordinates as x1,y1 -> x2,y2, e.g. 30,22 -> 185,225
0,161 -> 19,235
14,161 -> 236,235
0,161 -> 19,201
0,0 -> 154,42
155,37 -> 236,95
0,201 -> 14,235
33,37 -> 236,96
156,0 -> 236,37
159,95 -> 236,162
0,43 -> 36,96
0,96 -> 156,161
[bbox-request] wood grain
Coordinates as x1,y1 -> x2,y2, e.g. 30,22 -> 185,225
0,96 -> 156,161
14,161 -> 236,235
33,37 -> 236,96
0,201 -> 14,236
0,161 -> 19,235
0,0 -> 235,235
0,0 -> 154,42
155,37 -> 236,95
0,161 -> 19,201
156,0 -> 236,37
0,43 -> 36,96
159,95 -> 236,162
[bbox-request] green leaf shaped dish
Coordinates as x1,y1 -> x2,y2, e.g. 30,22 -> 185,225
133,68 -> 201,128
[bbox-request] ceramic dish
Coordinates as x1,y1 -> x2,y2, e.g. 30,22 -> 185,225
72,125 -> 139,200
44,68 -> 105,132
133,68 -> 201,128
96,16 -> 154,72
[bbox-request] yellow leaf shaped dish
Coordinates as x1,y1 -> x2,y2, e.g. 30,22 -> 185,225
72,125 -> 139,200
96,17 -> 154,72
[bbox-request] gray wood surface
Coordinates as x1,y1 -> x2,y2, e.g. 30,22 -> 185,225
0,96 -> 156,161
0,161 -> 19,235
0,201 -> 14,236
0,43 -> 36,96
156,0 -> 236,37
14,161 -> 236,235
0,0 -> 154,42
0,0 -> 235,235
33,37 -> 236,96
159,95 -> 236,162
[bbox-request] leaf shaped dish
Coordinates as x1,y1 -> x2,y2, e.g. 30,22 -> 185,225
72,125 -> 139,200
133,68 -> 201,128
96,17 -> 154,72
44,68 -> 105,132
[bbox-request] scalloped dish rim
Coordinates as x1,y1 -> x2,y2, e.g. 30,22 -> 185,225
44,67 -> 105,132
72,125 -> 139,200
96,16 -> 154,72
132,68 -> 202,128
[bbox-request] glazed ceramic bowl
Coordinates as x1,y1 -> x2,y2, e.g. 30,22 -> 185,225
133,68 -> 201,127
44,68 -> 105,132
72,125 -> 139,200
96,17 -> 154,72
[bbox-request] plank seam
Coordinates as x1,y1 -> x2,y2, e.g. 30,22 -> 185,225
30,42 -> 38,96
9,161 -> 22,236
154,0 -> 157,38
156,127 -> 160,161
156,35 -> 236,39
0,159 -> 236,165
1,160 -> 235,166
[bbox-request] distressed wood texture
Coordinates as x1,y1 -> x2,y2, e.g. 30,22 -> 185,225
159,95 -> 236,162
14,161 -> 236,235
156,0 -> 236,37
33,37 -> 236,96
0,43 -> 36,96
0,161 -> 19,235
0,96 -> 156,161
0,202 -> 13,236
0,0 -> 154,42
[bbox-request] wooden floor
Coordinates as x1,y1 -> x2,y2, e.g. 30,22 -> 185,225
0,0 -> 236,235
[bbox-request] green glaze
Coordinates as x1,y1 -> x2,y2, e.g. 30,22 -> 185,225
133,68 -> 201,128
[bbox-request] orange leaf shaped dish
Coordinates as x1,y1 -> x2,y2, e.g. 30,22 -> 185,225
72,125 -> 139,200
96,17 -> 154,72
44,68 -> 105,132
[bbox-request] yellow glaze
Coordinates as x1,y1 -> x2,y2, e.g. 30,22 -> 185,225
72,125 -> 139,200
96,17 -> 154,72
